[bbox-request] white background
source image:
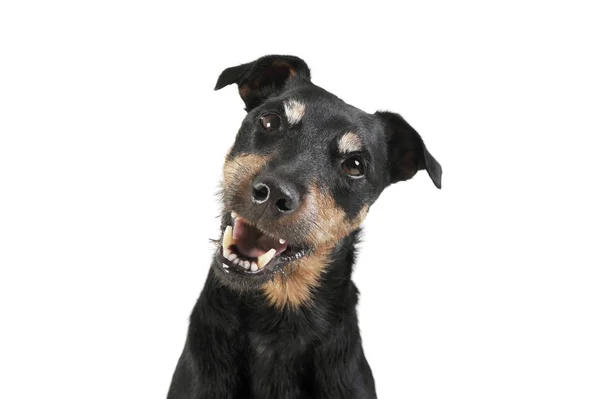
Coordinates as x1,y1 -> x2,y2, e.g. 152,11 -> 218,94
1,1 -> 599,398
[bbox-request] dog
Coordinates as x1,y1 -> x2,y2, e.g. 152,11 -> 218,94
167,55 -> 442,399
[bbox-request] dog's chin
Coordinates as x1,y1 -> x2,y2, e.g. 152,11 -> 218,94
212,211 -> 312,290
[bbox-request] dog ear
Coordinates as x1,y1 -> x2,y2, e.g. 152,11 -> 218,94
376,111 -> 442,189
214,55 -> 311,111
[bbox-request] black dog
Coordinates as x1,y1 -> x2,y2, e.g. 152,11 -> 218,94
167,55 -> 442,398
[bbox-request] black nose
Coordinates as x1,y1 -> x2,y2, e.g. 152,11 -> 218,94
251,176 -> 301,213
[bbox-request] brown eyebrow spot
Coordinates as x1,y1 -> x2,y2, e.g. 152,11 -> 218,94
283,99 -> 306,126
338,132 -> 362,154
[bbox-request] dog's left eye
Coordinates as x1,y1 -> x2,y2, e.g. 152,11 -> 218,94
259,113 -> 281,131
341,156 -> 365,178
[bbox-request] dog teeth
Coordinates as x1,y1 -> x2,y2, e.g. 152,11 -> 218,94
233,258 -> 240,265
222,225 -> 235,255
279,238 -> 286,244
227,253 -> 237,261
250,262 -> 258,272
231,211 -> 238,219
257,248 -> 277,269
243,260 -> 251,270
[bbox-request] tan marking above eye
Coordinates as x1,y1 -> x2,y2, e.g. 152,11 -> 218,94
338,132 -> 362,154
283,99 -> 306,126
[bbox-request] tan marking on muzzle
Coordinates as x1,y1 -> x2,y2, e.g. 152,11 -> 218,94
222,153 -> 269,193
262,246 -> 332,310
272,185 -> 369,245
303,185 -> 369,246
262,187 -> 369,310
338,132 -> 362,154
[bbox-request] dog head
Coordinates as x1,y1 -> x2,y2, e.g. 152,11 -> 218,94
212,55 -> 442,308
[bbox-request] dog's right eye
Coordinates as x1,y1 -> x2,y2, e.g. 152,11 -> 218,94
259,113 -> 282,132
341,156 -> 365,178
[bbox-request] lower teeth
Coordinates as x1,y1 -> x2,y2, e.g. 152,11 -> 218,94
221,223 -> 309,273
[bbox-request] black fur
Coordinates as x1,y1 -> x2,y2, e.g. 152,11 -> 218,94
167,55 -> 442,398
169,233 -> 376,398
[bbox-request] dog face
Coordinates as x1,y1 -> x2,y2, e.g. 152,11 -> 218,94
212,55 -> 442,307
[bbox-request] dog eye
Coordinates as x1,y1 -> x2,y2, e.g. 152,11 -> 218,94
341,156 -> 365,178
259,113 -> 281,131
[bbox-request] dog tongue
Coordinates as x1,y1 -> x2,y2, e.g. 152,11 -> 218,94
233,218 -> 287,258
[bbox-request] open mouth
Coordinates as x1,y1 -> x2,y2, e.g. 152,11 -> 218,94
219,211 -> 310,276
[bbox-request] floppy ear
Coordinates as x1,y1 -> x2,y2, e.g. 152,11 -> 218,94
376,111 -> 442,189
214,55 -> 311,111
